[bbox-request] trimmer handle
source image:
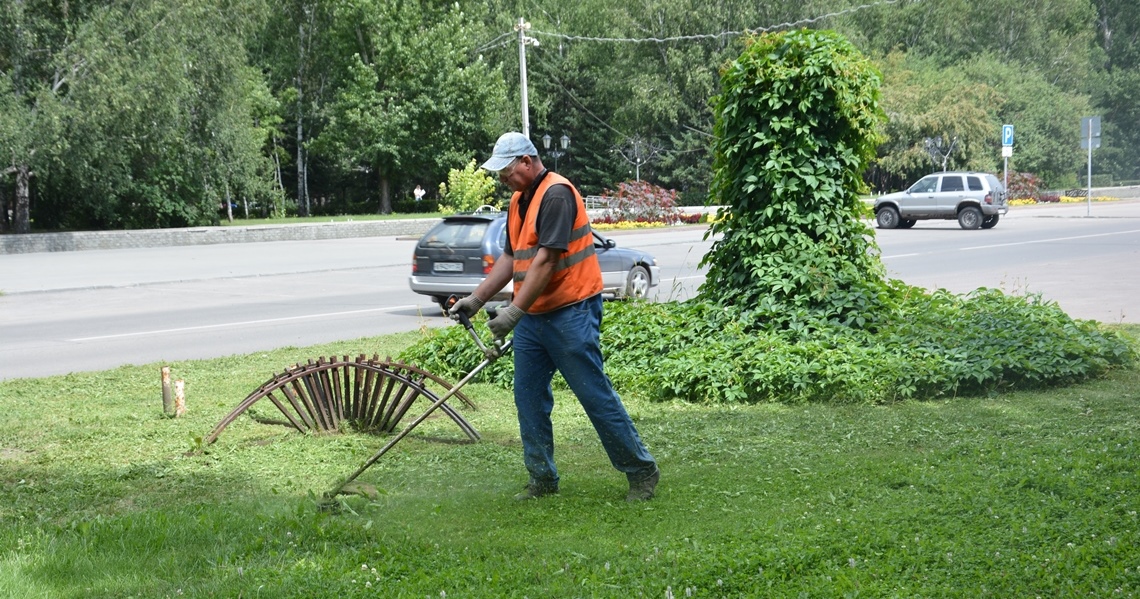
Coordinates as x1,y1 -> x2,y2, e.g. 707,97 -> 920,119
455,306 -> 510,360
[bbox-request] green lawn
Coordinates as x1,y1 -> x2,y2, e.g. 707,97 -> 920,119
1,327 -> 1137,597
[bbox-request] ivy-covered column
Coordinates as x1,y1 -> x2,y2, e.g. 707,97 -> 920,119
700,29 -> 888,325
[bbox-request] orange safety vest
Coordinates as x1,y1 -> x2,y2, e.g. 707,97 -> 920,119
508,172 -> 603,314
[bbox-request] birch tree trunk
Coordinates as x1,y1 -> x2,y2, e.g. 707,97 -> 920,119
15,165 -> 31,234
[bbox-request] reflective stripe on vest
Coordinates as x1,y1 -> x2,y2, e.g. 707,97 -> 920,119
508,173 -> 603,313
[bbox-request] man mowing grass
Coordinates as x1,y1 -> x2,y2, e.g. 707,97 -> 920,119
450,131 -> 660,502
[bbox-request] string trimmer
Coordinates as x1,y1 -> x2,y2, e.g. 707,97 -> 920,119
317,309 -> 510,511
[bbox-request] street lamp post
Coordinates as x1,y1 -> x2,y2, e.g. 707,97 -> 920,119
614,136 -> 657,182
542,133 -> 570,171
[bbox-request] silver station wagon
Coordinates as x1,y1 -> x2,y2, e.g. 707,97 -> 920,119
408,211 -> 661,309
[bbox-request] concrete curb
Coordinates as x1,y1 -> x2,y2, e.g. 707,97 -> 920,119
0,218 -> 442,255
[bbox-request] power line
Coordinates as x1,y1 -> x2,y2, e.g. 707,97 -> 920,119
530,0 -> 913,45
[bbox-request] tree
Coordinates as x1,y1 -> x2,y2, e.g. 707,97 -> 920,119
314,0 -> 507,214
1,0 -> 278,231
1092,0 -> 1140,182
0,0 -> 74,233
872,52 -> 1002,189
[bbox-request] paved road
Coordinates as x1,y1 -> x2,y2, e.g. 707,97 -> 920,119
878,200 -> 1140,324
1,200 -> 1136,380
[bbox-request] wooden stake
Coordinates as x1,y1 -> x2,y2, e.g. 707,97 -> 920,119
174,379 -> 187,417
161,367 -> 174,417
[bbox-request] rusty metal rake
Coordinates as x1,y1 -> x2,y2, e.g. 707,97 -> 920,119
204,353 -> 482,446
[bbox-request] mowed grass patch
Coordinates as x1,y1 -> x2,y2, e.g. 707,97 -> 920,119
0,326 -> 1137,597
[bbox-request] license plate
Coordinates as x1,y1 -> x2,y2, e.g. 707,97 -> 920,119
433,262 -> 464,273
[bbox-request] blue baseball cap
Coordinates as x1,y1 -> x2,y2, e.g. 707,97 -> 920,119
480,132 -> 538,172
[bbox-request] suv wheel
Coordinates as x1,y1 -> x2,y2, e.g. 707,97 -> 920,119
899,219 -> 917,229
957,206 -> 983,230
980,214 -> 999,229
876,206 -> 900,229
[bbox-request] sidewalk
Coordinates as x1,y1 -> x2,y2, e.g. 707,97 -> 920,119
0,217 -> 440,255
1006,197 -> 1140,218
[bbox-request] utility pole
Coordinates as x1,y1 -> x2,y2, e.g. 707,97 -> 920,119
515,18 -> 538,137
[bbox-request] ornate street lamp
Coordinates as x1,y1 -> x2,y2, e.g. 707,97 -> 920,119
542,133 -> 570,171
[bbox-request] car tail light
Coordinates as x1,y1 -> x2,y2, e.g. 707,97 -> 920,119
984,193 -> 993,205
482,254 -> 495,274
411,254 -> 418,273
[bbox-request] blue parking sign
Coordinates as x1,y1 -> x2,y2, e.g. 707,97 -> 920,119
1002,124 -> 1014,146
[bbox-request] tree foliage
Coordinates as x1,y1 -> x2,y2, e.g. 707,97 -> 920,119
3,0 -> 1139,232
313,0 -> 508,214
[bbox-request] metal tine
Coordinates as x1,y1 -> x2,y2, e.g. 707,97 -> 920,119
385,379 -> 430,434
291,375 -> 326,431
279,380 -> 316,431
378,371 -> 417,432
368,374 -> 400,431
306,359 -> 335,430
358,362 -> 379,423
340,356 -> 352,415
319,358 -> 341,430
264,391 -> 307,432
351,355 -> 368,420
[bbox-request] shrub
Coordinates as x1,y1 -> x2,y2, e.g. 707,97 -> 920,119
438,159 -> 498,214
599,180 -> 681,224
399,295 -> 1135,404
1005,171 -> 1044,201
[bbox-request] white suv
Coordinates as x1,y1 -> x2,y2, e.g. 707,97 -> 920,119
874,172 -> 1008,230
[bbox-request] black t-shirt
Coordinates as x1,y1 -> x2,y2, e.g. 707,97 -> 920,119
504,170 -> 577,256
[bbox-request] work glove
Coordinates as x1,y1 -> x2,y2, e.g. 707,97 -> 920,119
448,295 -> 485,320
487,304 -> 525,339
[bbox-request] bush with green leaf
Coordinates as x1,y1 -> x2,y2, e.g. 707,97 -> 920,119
437,159 -> 498,214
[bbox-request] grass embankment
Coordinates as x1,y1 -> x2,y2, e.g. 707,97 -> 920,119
1,327 -> 1138,597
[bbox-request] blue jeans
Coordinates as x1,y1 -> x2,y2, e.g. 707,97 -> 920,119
512,294 -> 657,488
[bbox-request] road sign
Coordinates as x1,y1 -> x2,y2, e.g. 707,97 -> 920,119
1081,116 -> 1102,150
1081,116 -> 1101,138
1002,146 -> 1013,157
1002,124 -> 1014,147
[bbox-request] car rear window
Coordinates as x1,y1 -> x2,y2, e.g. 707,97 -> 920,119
420,220 -> 489,248
940,176 -> 964,192
967,176 -> 983,191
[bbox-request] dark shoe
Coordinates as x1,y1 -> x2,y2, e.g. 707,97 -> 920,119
513,482 -> 559,501
626,467 -> 660,502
